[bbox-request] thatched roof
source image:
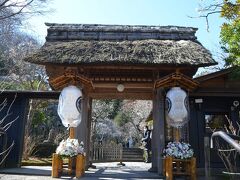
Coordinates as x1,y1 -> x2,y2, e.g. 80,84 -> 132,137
24,23 -> 216,67
25,39 -> 216,66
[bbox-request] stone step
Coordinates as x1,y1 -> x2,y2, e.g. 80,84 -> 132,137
122,159 -> 144,162
122,148 -> 144,162
122,152 -> 143,155
123,148 -> 143,152
123,153 -> 142,155
123,155 -> 143,158
123,148 -> 143,153
123,153 -> 143,156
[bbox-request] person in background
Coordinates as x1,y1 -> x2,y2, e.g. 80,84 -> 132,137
128,136 -> 133,148
142,126 -> 151,163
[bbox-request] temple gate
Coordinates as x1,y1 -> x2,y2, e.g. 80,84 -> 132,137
24,23 -> 216,174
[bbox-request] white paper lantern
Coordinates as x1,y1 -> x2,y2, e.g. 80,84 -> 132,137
58,85 -> 82,127
166,87 -> 188,128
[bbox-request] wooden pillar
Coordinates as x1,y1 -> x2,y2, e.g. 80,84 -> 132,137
76,154 -> 85,178
174,128 -> 180,142
69,127 -> 75,139
86,97 -> 92,169
165,156 -> 173,180
52,153 -> 60,178
190,157 -> 197,180
151,88 -> 165,174
75,91 -> 91,168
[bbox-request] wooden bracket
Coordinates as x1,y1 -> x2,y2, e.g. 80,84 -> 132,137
154,70 -> 199,91
49,68 -> 93,90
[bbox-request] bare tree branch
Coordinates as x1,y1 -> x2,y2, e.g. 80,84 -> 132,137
0,98 -> 7,113
0,0 -> 10,8
0,94 -> 17,124
0,94 -> 19,165
0,141 -> 14,165
3,116 -> 19,131
0,0 -> 51,22
188,10 -> 222,31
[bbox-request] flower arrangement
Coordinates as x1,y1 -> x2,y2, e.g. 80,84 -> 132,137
56,138 -> 85,158
163,141 -> 194,159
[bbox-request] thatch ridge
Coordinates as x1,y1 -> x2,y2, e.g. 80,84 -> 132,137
24,39 -> 216,66
45,23 -> 198,33
45,23 -> 198,41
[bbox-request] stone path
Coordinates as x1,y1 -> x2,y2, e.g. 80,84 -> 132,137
0,162 -> 227,180
0,162 -> 162,180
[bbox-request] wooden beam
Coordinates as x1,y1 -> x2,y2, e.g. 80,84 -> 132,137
90,87 -> 152,94
46,64 -> 197,79
92,82 -> 153,89
88,92 -> 153,100
46,64 -> 198,92
91,77 -> 153,83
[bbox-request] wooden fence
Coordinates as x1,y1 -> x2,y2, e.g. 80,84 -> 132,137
90,142 -> 123,163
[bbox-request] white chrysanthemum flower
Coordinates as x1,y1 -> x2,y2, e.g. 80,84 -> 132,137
56,138 -> 85,157
163,141 -> 194,159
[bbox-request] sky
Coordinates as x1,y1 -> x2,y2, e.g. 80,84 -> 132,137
27,0 -> 224,65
